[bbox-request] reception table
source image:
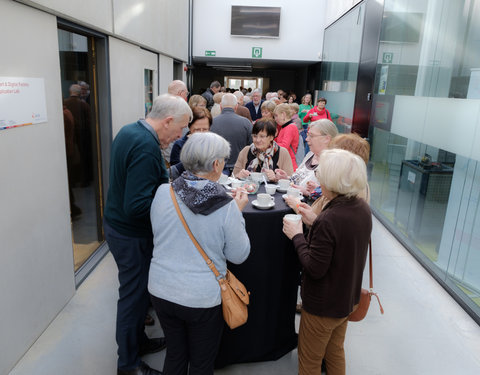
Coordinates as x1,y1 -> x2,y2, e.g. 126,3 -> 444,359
215,185 -> 301,368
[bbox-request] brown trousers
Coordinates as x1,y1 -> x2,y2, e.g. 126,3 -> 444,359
298,309 -> 349,375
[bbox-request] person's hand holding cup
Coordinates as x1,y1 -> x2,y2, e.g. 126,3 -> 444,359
277,178 -> 291,191
283,214 -> 303,239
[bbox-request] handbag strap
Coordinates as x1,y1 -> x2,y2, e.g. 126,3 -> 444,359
368,239 -> 385,314
169,186 -> 222,280
368,239 -> 373,290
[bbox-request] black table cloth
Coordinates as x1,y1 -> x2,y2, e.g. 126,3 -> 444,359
215,185 -> 301,368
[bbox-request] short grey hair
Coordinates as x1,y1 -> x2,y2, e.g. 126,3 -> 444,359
69,84 -> 81,96
315,149 -> 367,197
252,89 -> 262,96
180,133 -> 231,175
147,94 -> 193,122
167,80 -> 187,96
221,93 -> 237,108
309,119 -> 338,139
210,81 -> 221,89
233,91 -> 244,99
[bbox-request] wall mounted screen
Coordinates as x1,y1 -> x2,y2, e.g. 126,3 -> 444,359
231,6 -> 281,38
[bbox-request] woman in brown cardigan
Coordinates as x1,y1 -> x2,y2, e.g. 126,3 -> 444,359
233,118 -> 293,182
283,149 -> 372,375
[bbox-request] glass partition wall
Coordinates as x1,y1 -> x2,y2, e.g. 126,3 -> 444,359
318,3 -> 365,133
368,0 -> 480,322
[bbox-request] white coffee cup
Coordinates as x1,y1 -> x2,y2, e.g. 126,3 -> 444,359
287,187 -> 302,198
265,184 -> 277,195
278,179 -> 291,190
231,179 -> 243,189
257,193 -> 273,206
284,214 -> 302,223
250,172 -> 263,183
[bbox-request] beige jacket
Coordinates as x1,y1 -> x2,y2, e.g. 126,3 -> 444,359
233,145 -> 294,179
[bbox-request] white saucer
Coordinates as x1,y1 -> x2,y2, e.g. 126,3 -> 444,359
252,200 -> 275,210
282,194 -> 304,201
276,186 -> 289,193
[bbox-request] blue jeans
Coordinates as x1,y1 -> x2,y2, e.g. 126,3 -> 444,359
104,220 -> 153,370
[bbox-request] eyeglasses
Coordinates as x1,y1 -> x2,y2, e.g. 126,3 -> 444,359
306,132 -> 324,139
181,90 -> 190,96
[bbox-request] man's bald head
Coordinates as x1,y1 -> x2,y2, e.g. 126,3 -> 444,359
168,80 -> 188,101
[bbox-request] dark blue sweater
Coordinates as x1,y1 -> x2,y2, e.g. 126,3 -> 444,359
104,121 -> 168,237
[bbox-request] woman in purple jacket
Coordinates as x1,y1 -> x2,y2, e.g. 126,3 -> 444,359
283,149 -> 372,375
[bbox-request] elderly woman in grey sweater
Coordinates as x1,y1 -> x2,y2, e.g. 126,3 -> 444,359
148,132 -> 250,375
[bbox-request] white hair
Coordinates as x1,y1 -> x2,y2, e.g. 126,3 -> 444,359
221,93 -> 237,108
180,133 -> 231,174
233,91 -> 244,99
315,149 -> 367,197
309,119 -> 339,139
147,94 -> 192,122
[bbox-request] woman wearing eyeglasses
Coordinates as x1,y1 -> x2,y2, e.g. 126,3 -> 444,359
276,119 -> 338,195
233,118 -> 293,182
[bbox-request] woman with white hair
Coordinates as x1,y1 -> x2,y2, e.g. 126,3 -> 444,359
283,149 -> 372,375
276,119 -> 338,195
148,132 -> 250,374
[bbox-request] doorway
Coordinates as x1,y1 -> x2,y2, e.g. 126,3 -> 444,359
225,76 -> 263,91
58,27 -> 106,273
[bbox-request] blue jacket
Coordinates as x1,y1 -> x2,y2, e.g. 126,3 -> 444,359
170,133 -> 189,166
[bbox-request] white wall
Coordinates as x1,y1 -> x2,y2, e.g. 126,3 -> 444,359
20,0 -> 114,32
159,54 -> 174,95
0,2 -> 76,374
109,37 -> 159,136
113,0 -> 189,61
324,0 -> 363,27
193,0 -> 326,62
20,0 -> 190,62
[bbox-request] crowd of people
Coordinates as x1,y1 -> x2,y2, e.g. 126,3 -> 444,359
103,79 -> 372,375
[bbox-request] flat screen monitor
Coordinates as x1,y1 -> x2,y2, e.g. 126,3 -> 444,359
380,12 -> 423,43
231,6 -> 281,38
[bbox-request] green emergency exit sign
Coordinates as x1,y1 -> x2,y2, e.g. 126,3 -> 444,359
252,47 -> 263,58
205,50 -> 216,57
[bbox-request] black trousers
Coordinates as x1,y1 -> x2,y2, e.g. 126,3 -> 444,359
151,296 -> 224,375
104,220 -> 152,370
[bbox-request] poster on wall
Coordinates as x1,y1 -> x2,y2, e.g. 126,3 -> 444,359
0,77 -> 48,131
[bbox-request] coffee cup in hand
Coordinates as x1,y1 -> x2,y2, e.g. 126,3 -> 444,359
287,187 -> 302,199
278,179 -> 291,190
284,214 -> 302,223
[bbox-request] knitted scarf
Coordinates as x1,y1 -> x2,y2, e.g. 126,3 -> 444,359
172,171 -> 232,215
247,141 -> 279,172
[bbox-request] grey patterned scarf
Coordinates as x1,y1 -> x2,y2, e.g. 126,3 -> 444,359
171,171 -> 233,215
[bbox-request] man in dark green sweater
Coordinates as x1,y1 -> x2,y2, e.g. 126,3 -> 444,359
104,94 -> 192,375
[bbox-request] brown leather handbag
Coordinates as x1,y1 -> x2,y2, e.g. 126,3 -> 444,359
170,186 -> 250,329
349,239 -> 384,322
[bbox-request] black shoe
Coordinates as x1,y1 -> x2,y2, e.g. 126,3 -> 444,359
139,337 -> 167,356
118,361 -> 162,375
